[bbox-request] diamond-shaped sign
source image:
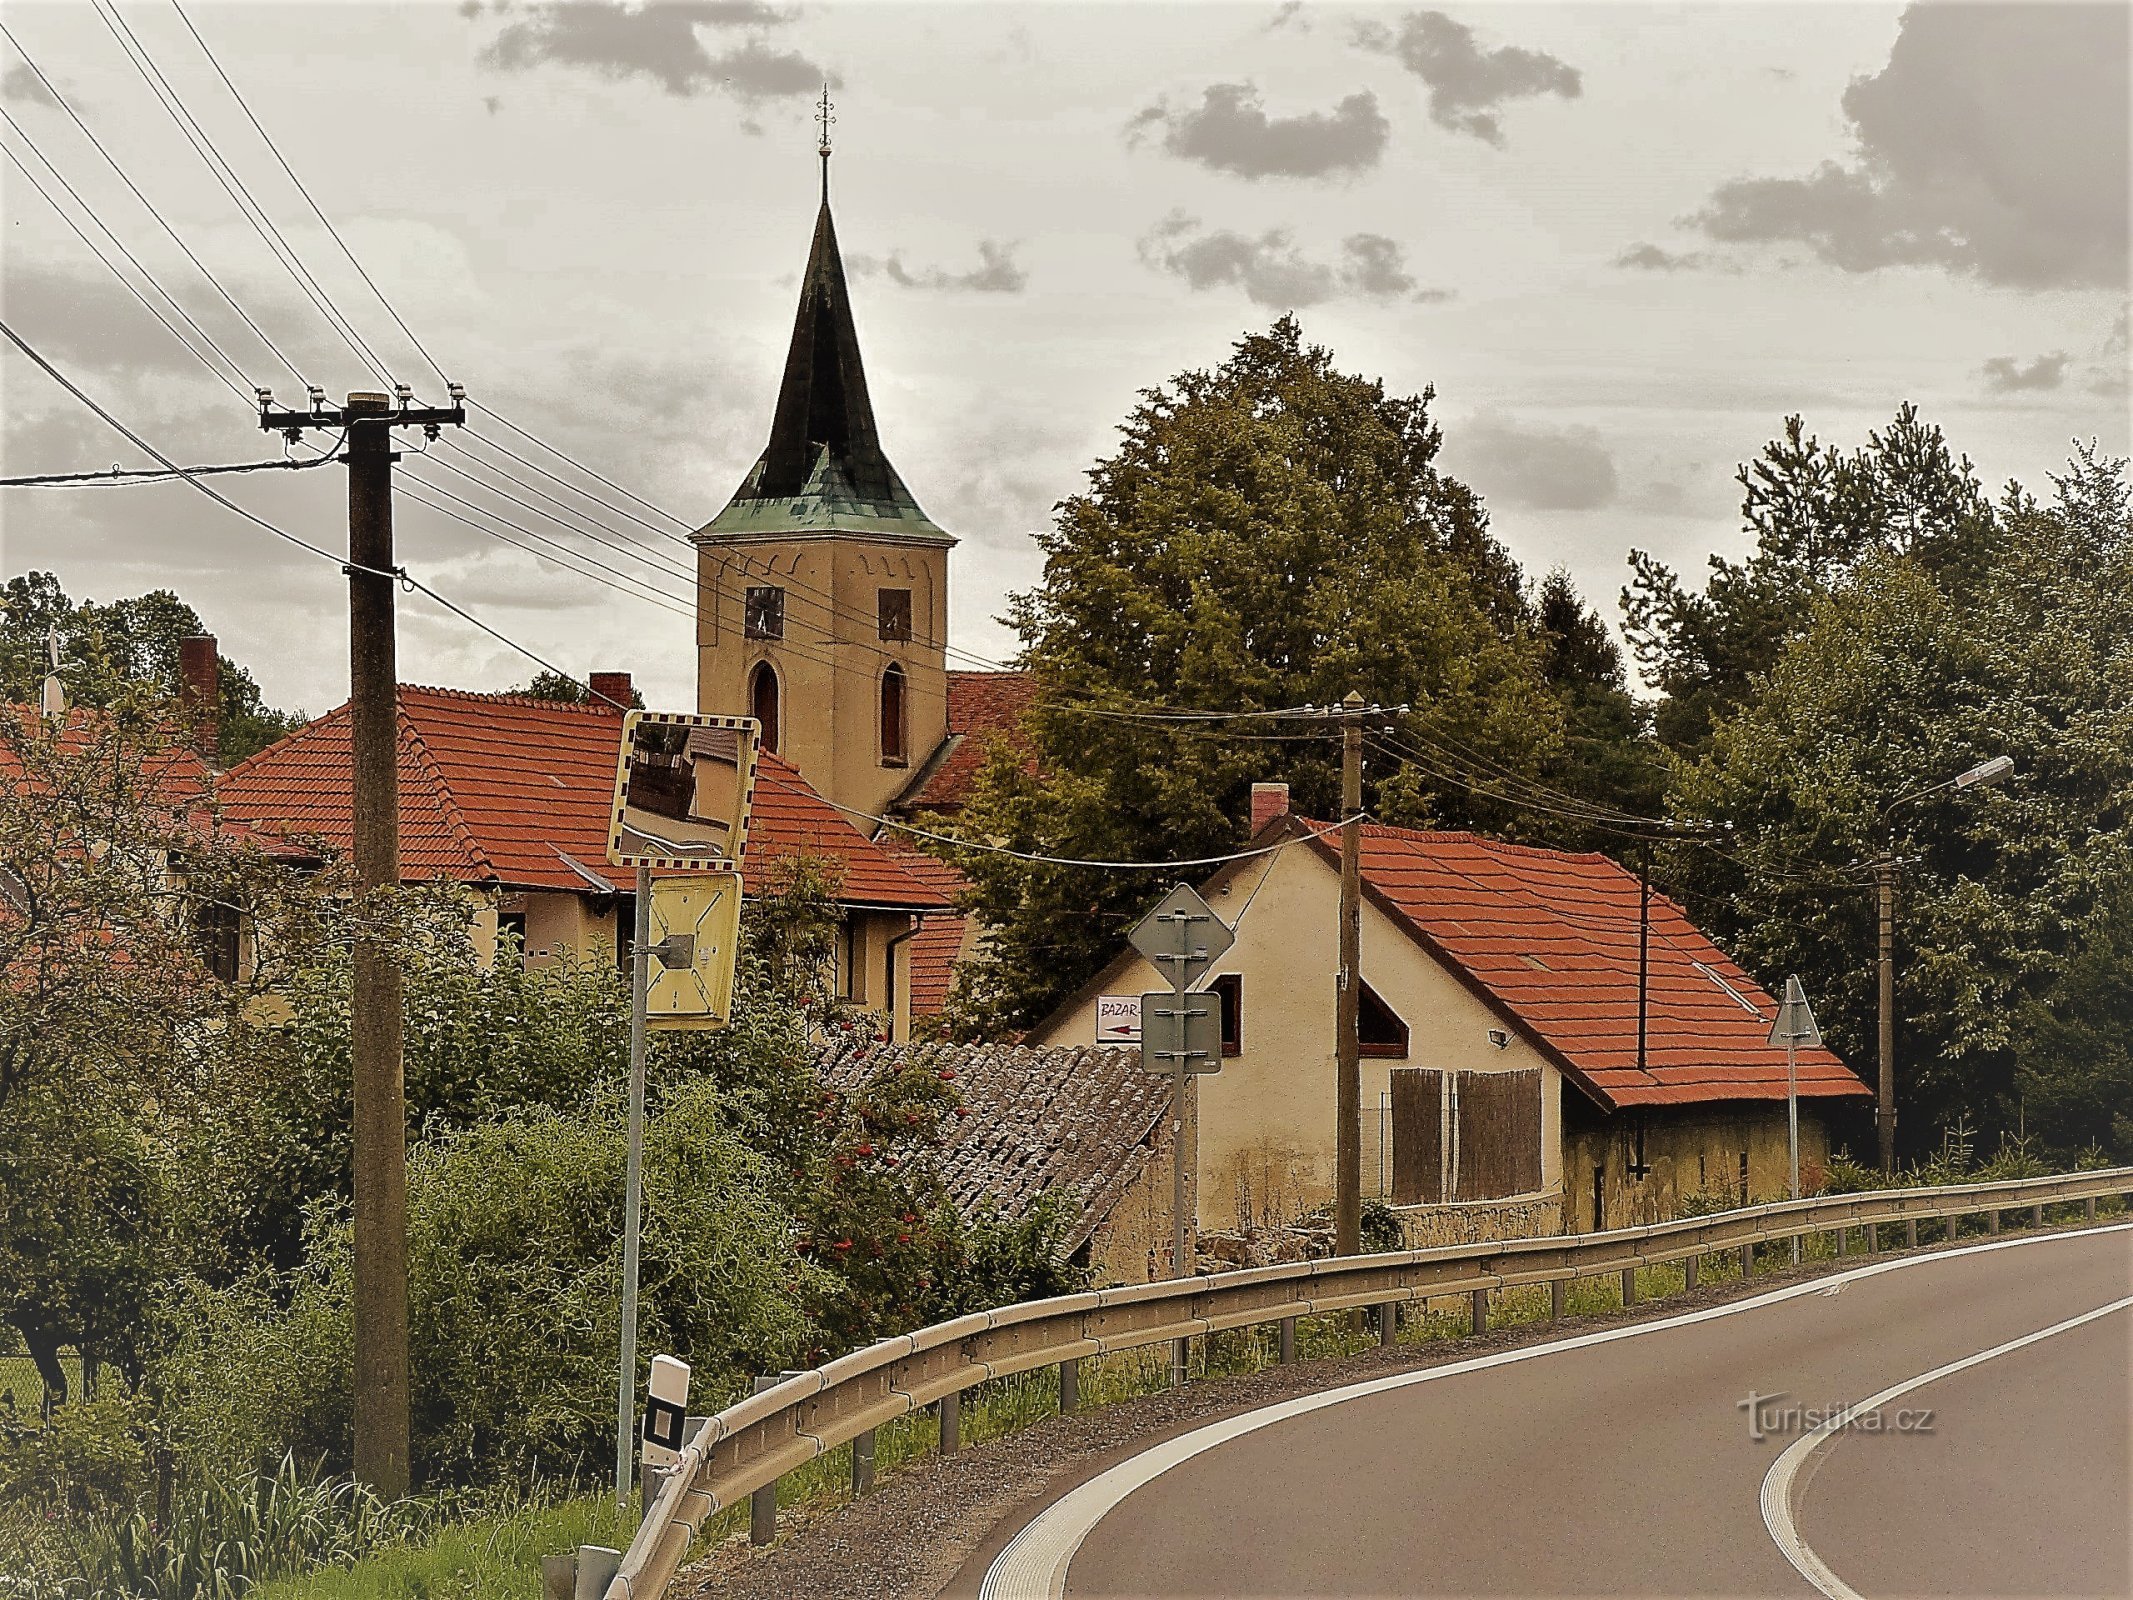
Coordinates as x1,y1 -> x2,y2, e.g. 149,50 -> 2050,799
1140,990 -> 1222,1076
1127,883 -> 1234,991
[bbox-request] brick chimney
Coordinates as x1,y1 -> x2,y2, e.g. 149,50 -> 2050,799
1249,781 -> 1290,836
177,634 -> 219,768
587,671 -> 633,709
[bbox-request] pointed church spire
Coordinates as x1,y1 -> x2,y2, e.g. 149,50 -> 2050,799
699,122 -> 952,546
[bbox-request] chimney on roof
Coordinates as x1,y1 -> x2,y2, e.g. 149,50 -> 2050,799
177,634 -> 219,768
1250,781 -> 1290,837
588,671 -> 633,710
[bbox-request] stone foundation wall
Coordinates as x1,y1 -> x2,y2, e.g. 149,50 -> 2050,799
1391,1192 -> 1564,1248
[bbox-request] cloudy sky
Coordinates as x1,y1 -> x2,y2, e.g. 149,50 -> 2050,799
1,0 -> 2125,717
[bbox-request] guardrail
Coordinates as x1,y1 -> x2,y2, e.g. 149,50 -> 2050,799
603,1165 -> 2133,1599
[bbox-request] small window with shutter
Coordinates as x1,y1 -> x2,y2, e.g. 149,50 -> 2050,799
877,588 -> 912,642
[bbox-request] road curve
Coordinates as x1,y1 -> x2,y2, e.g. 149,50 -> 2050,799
977,1226 -> 2132,1599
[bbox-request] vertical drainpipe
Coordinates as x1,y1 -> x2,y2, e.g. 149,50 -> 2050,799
884,916 -> 920,1042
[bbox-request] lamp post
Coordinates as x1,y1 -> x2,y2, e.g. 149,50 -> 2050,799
1872,755 -> 2015,1174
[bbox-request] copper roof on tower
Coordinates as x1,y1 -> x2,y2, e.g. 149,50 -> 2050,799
699,197 -> 952,545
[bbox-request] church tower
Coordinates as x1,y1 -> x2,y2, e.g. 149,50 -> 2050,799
693,100 -> 954,823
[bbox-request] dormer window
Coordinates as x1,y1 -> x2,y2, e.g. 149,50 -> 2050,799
877,588 -> 912,642
744,586 -> 785,640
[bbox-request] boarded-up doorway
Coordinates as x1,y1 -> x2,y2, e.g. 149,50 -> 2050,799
1390,1067 -> 1542,1204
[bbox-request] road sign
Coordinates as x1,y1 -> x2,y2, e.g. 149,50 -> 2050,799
1765,974 -> 1823,1049
608,710 -> 761,869
1127,883 -> 1234,990
643,871 -> 742,1028
1097,994 -> 1142,1045
1140,990 -> 1222,1075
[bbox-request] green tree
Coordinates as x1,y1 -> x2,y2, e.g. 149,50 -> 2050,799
1664,441 -> 2133,1160
1,571 -> 303,762
1624,405 -> 1999,754
508,669 -> 644,707
944,318 -> 1617,1028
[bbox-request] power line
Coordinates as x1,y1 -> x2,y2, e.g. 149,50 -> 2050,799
773,780 -> 1367,870
168,0 -> 454,391
0,18 -> 304,385
2,315 -> 627,710
3,446 -> 342,487
0,123 -> 251,403
89,0 -> 391,386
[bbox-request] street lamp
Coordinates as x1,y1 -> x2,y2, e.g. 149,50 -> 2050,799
1873,755 -> 2016,1173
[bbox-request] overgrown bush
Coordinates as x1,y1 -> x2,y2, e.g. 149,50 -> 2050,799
161,1079 -> 814,1487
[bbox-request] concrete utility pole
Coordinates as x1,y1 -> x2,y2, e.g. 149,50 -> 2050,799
1875,856 -> 1897,1175
1335,690 -> 1364,1257
263,385 -> 464,1496
345,396 -> 408,1494
614,866 -> 652,1507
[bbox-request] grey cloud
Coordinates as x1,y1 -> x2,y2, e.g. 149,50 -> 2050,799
1979,353 -> 2070,394
1615,242 -> 1705,272
476,1 -> 828,102
851,241 -> 1029,294
0,262 -> 226,377
2,62 -> 60,109
1138,214 -> 1443,308
1690,4 -> 2128,290
1267,2 -> 1309,34
1341,233 -> 1413,296
1447,412 -> 1618,511
1128,83 -> 1388,180
1352,10 -> 1581,147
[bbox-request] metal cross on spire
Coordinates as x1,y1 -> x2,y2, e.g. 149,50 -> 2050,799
815,84 -> 835,201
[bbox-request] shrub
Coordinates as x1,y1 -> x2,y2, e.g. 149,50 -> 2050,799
0,1394 -> 154,1519
162,1080 -> 815,1487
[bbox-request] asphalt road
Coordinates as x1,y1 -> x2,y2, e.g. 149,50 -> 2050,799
977,1226 -> 2132,1599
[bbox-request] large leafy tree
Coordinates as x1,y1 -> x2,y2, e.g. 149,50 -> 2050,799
944,319 -> 1643,1029
1,571 -> 302,762
1624,405 -> 1999,754
1664,442 -> 2133,1160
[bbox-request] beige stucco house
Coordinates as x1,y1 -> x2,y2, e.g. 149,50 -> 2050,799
214,675 -> 951,1039
1032,788 -> 1870,1244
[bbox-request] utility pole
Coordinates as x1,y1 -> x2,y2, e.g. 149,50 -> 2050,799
264,385 -> 464,1497
1636,846 -> 1651,1077
1875,855 -> 1897,1175
614,865 -> 652,1507
1335,690 -> 1364,1257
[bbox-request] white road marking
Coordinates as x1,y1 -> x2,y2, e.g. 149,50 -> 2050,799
979,1224 -> 2131,1600
1758,1293 -> 2133,1600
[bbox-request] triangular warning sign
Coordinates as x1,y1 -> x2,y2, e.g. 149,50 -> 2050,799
1765,974 -> 1823,1050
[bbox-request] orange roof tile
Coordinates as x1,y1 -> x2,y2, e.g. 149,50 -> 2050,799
900,669 -> 1037,813
217,686 -> 948,908
880,844 -> 972,1015
1297,821 -> 1868,1112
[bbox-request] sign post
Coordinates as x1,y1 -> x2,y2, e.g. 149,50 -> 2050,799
1766,974 -> 1823,1266
1128,884 -> 1232,1383
607,711 -> 757,1506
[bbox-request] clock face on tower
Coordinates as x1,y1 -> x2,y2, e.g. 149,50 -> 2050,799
744,585 -> 786,640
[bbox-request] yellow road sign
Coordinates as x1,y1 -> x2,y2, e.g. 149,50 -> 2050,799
645,871 -> 743,1029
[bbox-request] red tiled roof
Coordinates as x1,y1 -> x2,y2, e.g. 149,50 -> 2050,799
1298,821 -> 1867,1112
5,704 -> 213,805
881,844 -> 972,1015
900,669 -> 1037,813
217,686 -> 947,908
749,754 -> 947,908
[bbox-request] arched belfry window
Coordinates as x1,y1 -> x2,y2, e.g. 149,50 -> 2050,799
750,660 -> 781,754
879,664 -> 907,767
